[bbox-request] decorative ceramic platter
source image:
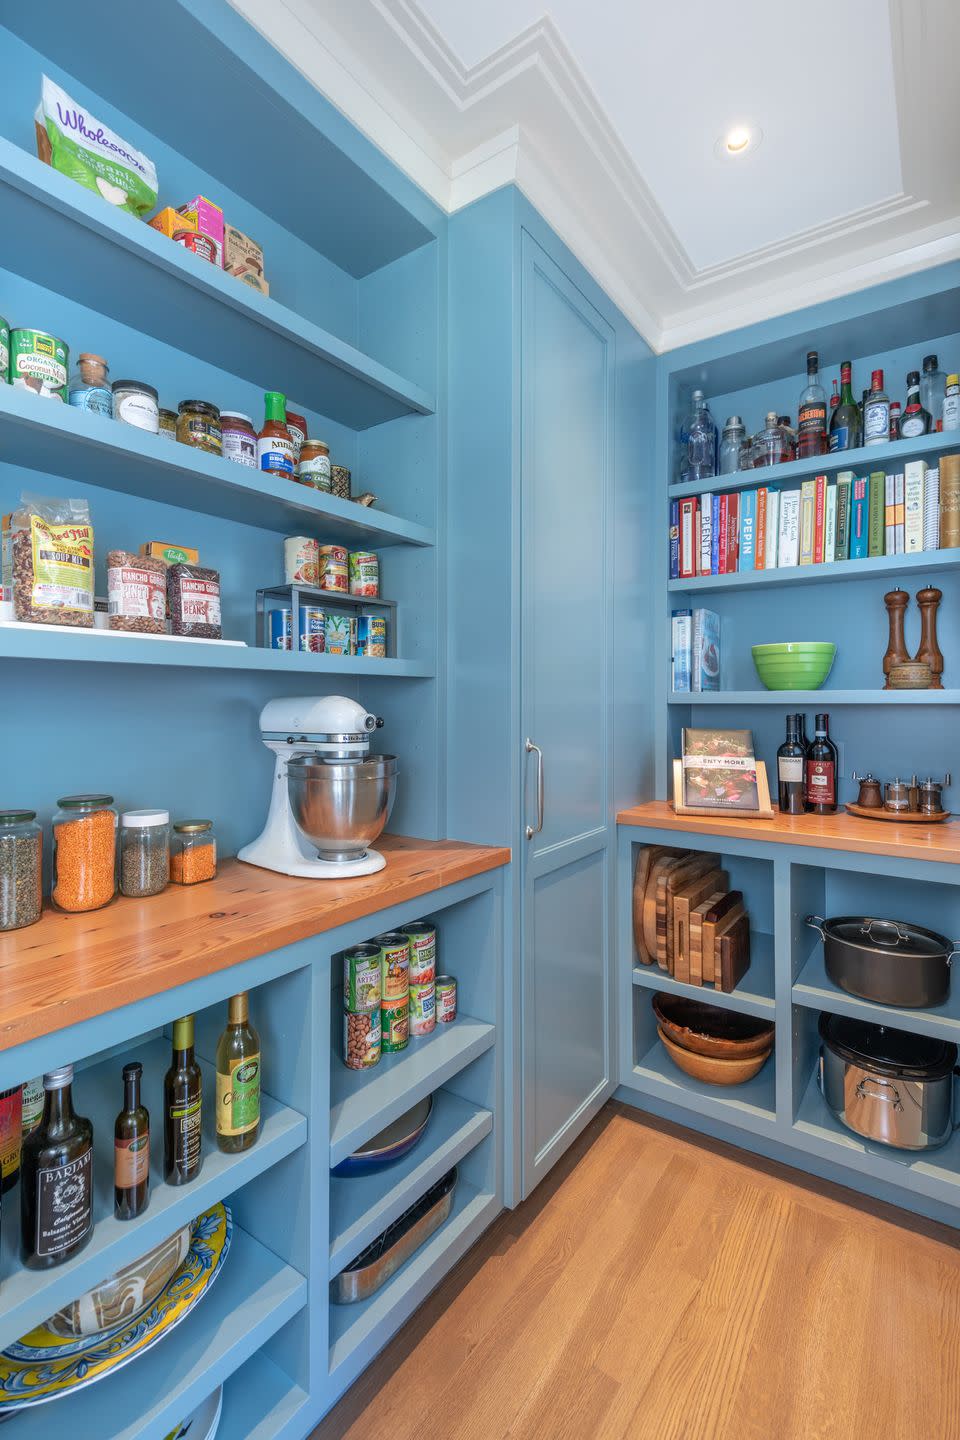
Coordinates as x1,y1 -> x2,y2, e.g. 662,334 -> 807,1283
0,1204 -> 231,1412
163,1384 -> 223,1440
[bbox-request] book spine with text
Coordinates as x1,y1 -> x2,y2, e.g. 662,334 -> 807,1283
849,477 -> 869,560
739,490 -> 757,571
799,479 -> 816,565
765,490 -> 780,569
778,490 -> 801,567
754,487 -> 768,570
813,475 -> 826,563
834,472 -> 852,560
725,492 -> 740,573
904,460 -> 925,553
940,453 -> 960,549
824,483 -> 837,564
868,471 -> 885,556
671,609 -> 692,693
894,471 -> 905,554
699,492 -> 713,576
924,466 -> 940,551
884,473 -> 896,556
679,497 -> 698,578
669,498 -> 680,580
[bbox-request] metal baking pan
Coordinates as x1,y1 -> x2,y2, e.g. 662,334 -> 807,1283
330,1167 -> 458,1304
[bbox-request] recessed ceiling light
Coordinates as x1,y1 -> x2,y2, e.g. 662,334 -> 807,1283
714,125 -> 762,160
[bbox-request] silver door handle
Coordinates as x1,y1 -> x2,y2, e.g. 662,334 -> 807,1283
525,739 -> 544,840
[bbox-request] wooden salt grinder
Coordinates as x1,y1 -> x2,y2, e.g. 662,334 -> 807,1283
914,585 -> 944,689
883,588 -> 910,688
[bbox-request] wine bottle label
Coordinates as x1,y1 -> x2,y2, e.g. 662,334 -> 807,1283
115,1133 -> 150,1188
0,1089 -> 21,1181
216,1055 -> 261,1137
21,1078 -> 44,1137
35,1148 -> 93,1259
778,757 -> 804,782
169,1094 -> 202,1172
805,760 -> 836,805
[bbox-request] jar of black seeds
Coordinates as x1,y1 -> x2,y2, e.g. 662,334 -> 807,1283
0,809 -> 42,931
120,809 -> 170,898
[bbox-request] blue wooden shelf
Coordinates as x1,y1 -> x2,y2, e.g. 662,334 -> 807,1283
624,1037 -> 777,1131
794,947 -> 960,1043
329,1091 -> 493,1277
9,1224 -> 306,1440
0,1036 -> 306,1354
0,626 -> 433,677
218,1353 -> 310,1440
0,139 -> 436,430
0,386 -> 435,548
669,689 -> 960,705
668,546 -> 960,593
669,430 -> 960,500
329,1016 -> 496,1166
631,931 -> 775,1018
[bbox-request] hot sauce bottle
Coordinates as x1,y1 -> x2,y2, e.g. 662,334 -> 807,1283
257,391 -> 295,477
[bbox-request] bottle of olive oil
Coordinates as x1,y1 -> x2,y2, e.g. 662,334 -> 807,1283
164,1016 -> 202,1185
115,1061 -> 150,1220
21,1067 -> 94,1269
216,992 -> 261,1154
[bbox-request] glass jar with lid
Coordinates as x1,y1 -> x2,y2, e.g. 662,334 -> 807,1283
176,400 -> 222,455
170,820 -> 217,885
68,353 -> 112,416
0,809 -> 42,931
52,795 -> 117,913
296,439 -> 332,491
120,810 -> 170,898
719,416 -> 745,475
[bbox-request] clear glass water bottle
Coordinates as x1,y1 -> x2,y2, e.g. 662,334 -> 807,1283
719,416 -> 745,475
683,390 -> 717,483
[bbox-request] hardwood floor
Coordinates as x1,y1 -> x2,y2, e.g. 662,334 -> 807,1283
314,1102 -> 960,1440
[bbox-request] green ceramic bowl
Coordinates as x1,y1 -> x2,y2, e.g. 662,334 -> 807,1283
751,642 -> 837,690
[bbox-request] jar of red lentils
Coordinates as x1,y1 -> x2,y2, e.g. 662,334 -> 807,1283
170,819 -> 217,884
51,794 -> 118,913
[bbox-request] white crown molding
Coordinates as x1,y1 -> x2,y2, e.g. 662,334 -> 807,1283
228,0 -> 960,352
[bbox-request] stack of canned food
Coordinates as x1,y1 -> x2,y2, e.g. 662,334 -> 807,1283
268,538 -> 388,657
341,921 -> 457,1070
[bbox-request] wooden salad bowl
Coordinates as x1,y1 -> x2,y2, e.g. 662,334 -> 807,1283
652,992 -> 774,1059
657,1025 -> 772,1086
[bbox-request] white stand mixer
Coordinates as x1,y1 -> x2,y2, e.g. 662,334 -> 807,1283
238,696 -> 398,879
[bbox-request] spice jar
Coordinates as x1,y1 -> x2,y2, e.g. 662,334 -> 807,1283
68,353 -> 112,416
120,810 -> 170,898
296,439 -> 331,491
170,820 -> 217,885
112,379 -> 159,433
52,794 -> 117,913
176,399 -> 222,455
0,809 -> 42,932
158,408 -> 177,440
220,412 -> 257,467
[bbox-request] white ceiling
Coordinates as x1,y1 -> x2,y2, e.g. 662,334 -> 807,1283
230,0 -> 960,350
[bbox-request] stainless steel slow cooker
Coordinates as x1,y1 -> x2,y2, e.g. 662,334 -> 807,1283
818,1012 -> 958,1151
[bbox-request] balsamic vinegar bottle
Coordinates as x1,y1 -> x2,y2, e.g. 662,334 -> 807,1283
164,1016 -> 203,1186
805,712 -> 839,815
21,1066 -> 94,1269
115,1061 -> 150,1220
216,992 -> 261,1154
777,713 -> 807,815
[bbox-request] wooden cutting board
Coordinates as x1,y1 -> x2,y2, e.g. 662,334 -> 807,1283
689,890 -> 727,986
644,853 -> 687,960
633,846 -> 680,965
701,891 -> 743,985
718,910 -> 751,993
657,854 -> 720,971
672,869 -> 727,984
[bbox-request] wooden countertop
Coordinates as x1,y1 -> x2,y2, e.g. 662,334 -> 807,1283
616,800 -> 960,865
0,836 -> 510,1053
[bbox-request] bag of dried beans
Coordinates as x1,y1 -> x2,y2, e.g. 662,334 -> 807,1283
12,494 -> 94,627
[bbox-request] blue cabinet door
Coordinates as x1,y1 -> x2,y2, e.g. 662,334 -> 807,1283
520,232 -> 616,1196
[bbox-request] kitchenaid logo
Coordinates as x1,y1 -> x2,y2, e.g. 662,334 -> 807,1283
55,103 -> 148,176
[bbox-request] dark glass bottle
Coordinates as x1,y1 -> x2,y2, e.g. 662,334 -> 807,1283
21,1066 -> 94,1269
805,712 -> 839,815
777,714 -> 807,815
797,351 -> 828,458
115,1061 -> 150,1220
216,992 -> 261,1154
888,401 -> 902,442
900,370 -> 931,438
164,1016 -> 202,1186
829,360 -> 860,451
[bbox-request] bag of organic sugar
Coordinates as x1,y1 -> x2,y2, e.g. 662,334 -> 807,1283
35,75 -> 158,218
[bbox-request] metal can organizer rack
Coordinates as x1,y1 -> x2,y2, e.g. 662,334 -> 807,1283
255,583 -> 398,657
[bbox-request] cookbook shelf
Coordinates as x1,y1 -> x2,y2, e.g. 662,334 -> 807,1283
668,545 -> 960,594
669,688 -> 960,706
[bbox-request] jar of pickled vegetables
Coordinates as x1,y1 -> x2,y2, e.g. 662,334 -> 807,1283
52,795 -> 117,913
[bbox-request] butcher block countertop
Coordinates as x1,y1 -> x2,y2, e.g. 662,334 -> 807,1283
617,800 -> 960,865
0,835 -> 510,1053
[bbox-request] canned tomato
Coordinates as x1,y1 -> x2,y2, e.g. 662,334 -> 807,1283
299,605 -> 326,653
174,229 -> 218,264
325,612 -> 355,656
343,943 -> 382,1012
343,1009 -> 381,1069
435,975 -> 457,1023
284,535 -> 319,586
357,613 -> 387,658
403,923 -> 436,984
375,932 -> 409,1002
268,608 -> 292,650
381,994 -> 409,1052
10,328 -> 68,401
349,551 -> 379,597
318,544 -> 348,593
409,981 -> 436,1036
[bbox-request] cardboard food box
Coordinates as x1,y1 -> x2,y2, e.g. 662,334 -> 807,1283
225,224 -> 264,279
140,542 -> 200,567
233,270 -> 270,297
175,196 -> 224,266
149,207 -> 197,240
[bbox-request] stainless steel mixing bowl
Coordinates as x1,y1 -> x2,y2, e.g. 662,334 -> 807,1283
287,754 -> 398,862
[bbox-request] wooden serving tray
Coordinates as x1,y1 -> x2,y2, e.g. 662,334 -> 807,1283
845,803 -> 950,824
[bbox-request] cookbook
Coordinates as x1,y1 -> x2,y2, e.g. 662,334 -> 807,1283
680,728 -> 759,811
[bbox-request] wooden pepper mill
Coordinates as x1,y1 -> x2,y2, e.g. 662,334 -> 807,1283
913,586 -> 944,688
882,588 -> 911,687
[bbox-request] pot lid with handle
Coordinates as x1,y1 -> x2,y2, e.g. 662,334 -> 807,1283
810,915 -> 957,961
819,1012 -> 958,1079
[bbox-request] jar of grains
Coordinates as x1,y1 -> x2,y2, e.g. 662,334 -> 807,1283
52,794 -> 117,913
170,820 -> 217,884
120,810 -> 170,898
176,399 -> 222,455
0,809 -> 42,931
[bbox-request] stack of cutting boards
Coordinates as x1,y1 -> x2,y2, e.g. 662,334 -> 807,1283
632,846 -> 751,992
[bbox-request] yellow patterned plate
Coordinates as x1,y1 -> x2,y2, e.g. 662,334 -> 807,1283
0,1204 -> 231,1412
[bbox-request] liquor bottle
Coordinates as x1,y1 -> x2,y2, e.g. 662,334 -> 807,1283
805,713 -> 839,815
863,370 -> 890,446
797,351 -> 828,458
944,374 -> 960,432
828,360 -> 860,451
777,415 -> 797,462
216,993 -> 261,1154
921,354 -> 945,432
683,390 -> 717,483
754,411 -> 786,467
164,1016 -> 203,1186
21,1067 -> 94,1269
888,401 -> 902,442
21,1077 -> 44,1139
777,714 -> 806,815
900,371 -> 931,438
115,1061 -> 150,1220
0,1086 -> 21,1193
829,377 -> 840,416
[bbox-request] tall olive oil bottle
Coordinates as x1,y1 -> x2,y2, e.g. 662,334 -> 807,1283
164,1016 -> 202,1185
216,992 -> 261,1154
